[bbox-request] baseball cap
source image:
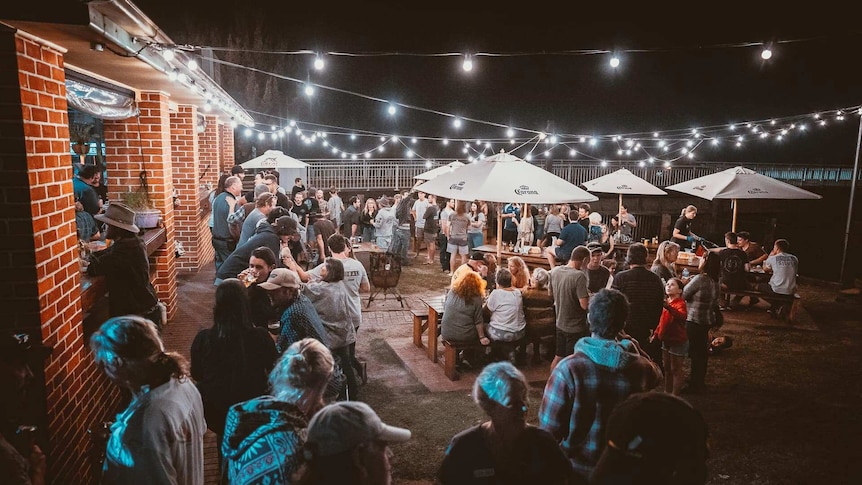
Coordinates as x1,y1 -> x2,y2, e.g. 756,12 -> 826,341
1,332 -> 52,363
469,251 -> 486,261
258,268 -> 301,290
587,242 -> 604,253
306,401 -> 411,457
273,216 -> 299,236
591,393 -> 709,484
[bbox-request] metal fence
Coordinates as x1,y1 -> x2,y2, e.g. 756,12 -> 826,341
305,159 -> 860,192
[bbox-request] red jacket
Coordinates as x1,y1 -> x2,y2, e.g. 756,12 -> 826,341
656,297 -> 688,345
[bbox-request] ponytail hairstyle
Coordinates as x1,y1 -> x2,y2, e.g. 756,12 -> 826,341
90,315 -> 189,386
269,339 -> 333,411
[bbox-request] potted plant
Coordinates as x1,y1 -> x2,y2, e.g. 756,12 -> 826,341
69,123 -> 93,156
118,190 -> 161,229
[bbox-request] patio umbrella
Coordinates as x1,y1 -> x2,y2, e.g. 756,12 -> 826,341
581,168 -> 667,220
415,150 -> 597,257
665,166 -> 822,231
413,161 -> 465,182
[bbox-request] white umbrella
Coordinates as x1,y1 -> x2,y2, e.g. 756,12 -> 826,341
415,151 -> 597,204
413,161 -> 465,181
415,150 -> 597,257
581,168 -> 667,218
665,166 -> 822,231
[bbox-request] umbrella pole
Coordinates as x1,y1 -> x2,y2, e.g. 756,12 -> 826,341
732,199 -> 738,232
497,204 -> 503,261
840,114 -> 862,286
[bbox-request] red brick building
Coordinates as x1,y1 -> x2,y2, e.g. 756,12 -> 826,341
1,2 -> 249,481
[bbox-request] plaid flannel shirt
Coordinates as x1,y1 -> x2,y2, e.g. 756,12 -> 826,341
275,294 -> 331,353
538,349 -> 661,478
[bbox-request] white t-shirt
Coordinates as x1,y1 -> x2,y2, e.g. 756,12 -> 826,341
412,199 -> 430,229
765,253 -> 798,295
486,289 -> 527,333
309,256 -> 369,328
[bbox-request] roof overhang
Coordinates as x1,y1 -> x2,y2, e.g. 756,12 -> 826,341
1,0 -> 252,126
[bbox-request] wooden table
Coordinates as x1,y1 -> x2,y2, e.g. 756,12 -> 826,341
420,295 -> 446,362
473,244 -> 550,270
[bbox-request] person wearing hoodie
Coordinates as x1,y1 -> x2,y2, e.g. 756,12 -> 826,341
539,288 -> 662,481
215,215 -> 299,284
222,339 -> 333,485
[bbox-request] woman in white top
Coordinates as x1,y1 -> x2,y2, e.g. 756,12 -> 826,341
484,268 -> 527,343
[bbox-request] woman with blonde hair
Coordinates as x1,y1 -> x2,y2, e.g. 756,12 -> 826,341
222,338 -> 334,485
91,316 -> 206,484
651,240 -> 681,283
441,270 -> 488,370
507,255 -> 530,290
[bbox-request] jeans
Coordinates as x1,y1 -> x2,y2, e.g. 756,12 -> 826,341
332,346 -> 359,401
438,233 -> 450,271
686,321 -> 710,389
362,226 -> 375,244
212,237 -> 233,270
391,227 -> 411,263
467,232 -> 484,251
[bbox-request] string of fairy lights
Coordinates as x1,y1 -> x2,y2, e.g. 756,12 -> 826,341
139,35 -> 862,168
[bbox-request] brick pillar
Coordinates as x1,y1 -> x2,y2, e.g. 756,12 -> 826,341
170,105 -> 200,272
1,29 -> 121,482
219,122 -> 235,173
103,91 -> 177,320
197,115 -> 220,267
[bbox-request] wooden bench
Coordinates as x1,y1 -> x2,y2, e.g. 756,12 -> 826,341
442,338 -> 486,381
723,289 -> 801,321
411,308 -> 430,348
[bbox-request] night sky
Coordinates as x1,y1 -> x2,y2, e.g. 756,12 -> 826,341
133,1 -> 862,165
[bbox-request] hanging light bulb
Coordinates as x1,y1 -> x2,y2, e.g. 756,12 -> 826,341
609,55 -> 620,68
442,138 -> 449,145
506,128 -> 515,138
187,58 -> 198,71
387,104 -> 397,116
313,54 -> 325,71
244,128 -> 252,137
569,148 -> 576,157
161,48 -> 175,61
304,84 -> 315,96
462,54 -> 473,72
761,47 -> 773,60
202,100 -> 212,112
257,132 -> 264,140
453,117 -> 462,128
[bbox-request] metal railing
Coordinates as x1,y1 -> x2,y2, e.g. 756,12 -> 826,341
305,159 -> 860,192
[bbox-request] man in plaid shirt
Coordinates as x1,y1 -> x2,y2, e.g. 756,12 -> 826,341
539,288 -> 662,479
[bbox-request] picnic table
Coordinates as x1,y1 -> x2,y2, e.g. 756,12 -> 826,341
473,244 -> 550,270
413,295 -> 446,362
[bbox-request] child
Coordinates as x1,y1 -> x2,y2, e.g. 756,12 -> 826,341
652,277 -> 688,395
484,268 -> 527,362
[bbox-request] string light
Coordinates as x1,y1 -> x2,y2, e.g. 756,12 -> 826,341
187,58 -> 197,70
304,84 -> 315,96
388,104 -> 397,115
761,47 -> 773,60
314,54 -> 325,71
462,54 -> 473,72
609,55 -> 620,68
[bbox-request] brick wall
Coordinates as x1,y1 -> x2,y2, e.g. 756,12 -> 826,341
1,29 -> 121,483
103,92 -> 177,319
170,105 -> 200,272
197,114 -> 220,267
219,122 -> 235,173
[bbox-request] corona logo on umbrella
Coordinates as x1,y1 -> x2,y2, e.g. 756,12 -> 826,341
747,188 -> 768,195
616,184 -> 632,190
514,185 -> 538,195
449,181 -> 465,191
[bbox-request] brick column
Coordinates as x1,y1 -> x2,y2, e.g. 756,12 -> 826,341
197,115 -> 220,267
219,122 -> 235,173
1,29 -> 121,482
103,91 -> 177,319
170,105 -> 201,272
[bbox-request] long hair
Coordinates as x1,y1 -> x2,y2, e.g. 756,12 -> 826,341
321,258 -> 344,283
269,339 -> 333,412
452,270 -> 486,300
507,256 -> 529,289
90,315 -> 189,385
654,240 -> 680,275
213,279 -> 253,341
455,200 -> 466,215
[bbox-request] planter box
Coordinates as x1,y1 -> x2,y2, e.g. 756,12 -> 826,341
134,209 -> 161,229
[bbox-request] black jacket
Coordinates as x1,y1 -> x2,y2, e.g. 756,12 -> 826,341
87,236 -> 158,317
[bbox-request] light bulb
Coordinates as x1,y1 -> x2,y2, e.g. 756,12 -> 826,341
387,104 -> 396,115
453,118 -> 462,128
761,48 -> 772,60
162,48 -> 175,61
609,56 -> 620,68
314,55 -> 325,71
304,85 -> 315,96
257,133 -> 264,140
187,59 -> 197,70
462,55 -> 473,72
506,128 -> 514,137
244,128 -> 252,137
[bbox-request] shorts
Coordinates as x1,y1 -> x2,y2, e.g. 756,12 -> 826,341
423,232 -> 437,244
488,326 -> 526,342
447,242 -> 469,255
554,247 -> 569,263
555,328 -> 589,357
663,340 -> 690,357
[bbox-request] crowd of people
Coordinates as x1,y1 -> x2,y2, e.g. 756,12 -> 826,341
4,167 -> 807,484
